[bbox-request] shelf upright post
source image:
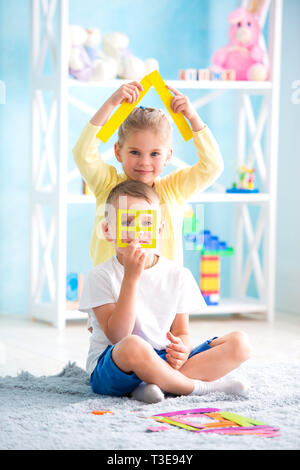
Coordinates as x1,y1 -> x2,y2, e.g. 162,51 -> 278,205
264,0 -> 282,322
29,0 -> 69,328
55,0 -> 69,328
231,90 -> 247,301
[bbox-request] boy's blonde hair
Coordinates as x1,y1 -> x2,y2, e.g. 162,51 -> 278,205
118,107 -> 172,148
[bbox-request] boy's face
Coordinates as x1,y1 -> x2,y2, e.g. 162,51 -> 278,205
103,195 -> 163,255
114,130 -> 172,186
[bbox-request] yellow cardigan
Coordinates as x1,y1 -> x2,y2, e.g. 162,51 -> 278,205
73,122 -> 224,266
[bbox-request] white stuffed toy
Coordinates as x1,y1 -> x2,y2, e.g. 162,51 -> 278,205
69,25 -> 93,81
69,27 -> 159,82
102,32 -> 159,80
85,28 -> 118,81
84,28 -> 102,62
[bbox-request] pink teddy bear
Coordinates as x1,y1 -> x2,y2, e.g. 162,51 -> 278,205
212,6 -> 268,81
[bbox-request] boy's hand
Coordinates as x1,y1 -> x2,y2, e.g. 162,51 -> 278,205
123,240 -> 146,282
109,81 -> 144,107
166,331 -> 190,370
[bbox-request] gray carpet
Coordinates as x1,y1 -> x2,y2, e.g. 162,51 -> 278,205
0,359 -> 299,450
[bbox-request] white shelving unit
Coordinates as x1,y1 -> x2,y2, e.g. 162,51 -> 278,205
29,0 -> 282,328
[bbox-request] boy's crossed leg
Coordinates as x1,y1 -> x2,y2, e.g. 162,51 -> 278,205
111,332 -> 251,401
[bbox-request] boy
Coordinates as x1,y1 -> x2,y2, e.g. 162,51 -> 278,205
79,180 -> 250,403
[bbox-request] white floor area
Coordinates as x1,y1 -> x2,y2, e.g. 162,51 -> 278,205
0,312 -> 300,377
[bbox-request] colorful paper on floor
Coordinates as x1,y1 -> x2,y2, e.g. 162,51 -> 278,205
147,408 -> 280,437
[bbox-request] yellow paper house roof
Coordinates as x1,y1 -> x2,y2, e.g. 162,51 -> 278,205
96,70 -> 193,143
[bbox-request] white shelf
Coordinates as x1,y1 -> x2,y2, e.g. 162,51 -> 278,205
189,192 -> 270,203
65,309 -> 88,321
67,194 -> 96,204
190,298 -> 267,316
68,78 -> 272,92
67,192 -> 269,205
66,299 -> 266,320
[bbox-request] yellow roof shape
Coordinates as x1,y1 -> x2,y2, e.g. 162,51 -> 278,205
96,70 -> 193,143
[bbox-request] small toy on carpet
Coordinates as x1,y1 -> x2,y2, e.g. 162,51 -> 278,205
91,410 -> 113,415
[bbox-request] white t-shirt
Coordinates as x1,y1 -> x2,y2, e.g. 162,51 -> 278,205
79,255 -> 206,376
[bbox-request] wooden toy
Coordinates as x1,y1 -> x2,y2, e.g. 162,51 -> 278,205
210,70 -> 223,80
179,69 -> 197,80
96,70 -> 193,143
197,69 -> 210,80
222,69 -> 236,80
148,408 -> 280,437
179,67 -> 235,81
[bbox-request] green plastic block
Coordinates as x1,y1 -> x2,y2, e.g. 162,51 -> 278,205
201,248 -> 234,256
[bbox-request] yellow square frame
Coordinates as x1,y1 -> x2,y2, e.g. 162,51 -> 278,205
96,70 -> 193,143
117,209 -> 157,248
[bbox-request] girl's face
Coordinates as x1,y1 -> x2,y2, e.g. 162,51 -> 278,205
114,129 -> 172,186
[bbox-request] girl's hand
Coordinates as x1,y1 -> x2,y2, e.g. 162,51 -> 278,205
123,239 -> 146,282
166,84 -> 196,121
109,81 -> 144,107
166,331 -> 190,370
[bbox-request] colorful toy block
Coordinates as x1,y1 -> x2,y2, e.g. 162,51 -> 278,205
222,69 -> 236,80
200,231 -> 234,306
197,69 -> 210,80
182,208 -> 234,306
179,68 -> 236,81
179,68 -> 198,80
211,70 -> 223,80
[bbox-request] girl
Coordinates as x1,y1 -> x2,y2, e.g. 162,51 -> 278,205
73,81 -> 224,267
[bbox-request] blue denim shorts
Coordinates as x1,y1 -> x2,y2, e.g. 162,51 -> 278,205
90,337 -> 217,396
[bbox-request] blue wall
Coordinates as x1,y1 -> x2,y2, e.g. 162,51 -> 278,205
276,0 -> 300,314
0,0 -> 30,314
0,0 -> 299,315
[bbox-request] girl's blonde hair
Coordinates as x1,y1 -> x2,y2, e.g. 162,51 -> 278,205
118,107 -> 172,148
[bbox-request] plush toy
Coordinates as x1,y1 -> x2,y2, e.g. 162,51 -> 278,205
211,0 -> 268,81
91,54 -> 118,81
68,25 -> 93,81
102,32 -> 159,81
84,28 -> 102,62
69,27 -> 159,82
